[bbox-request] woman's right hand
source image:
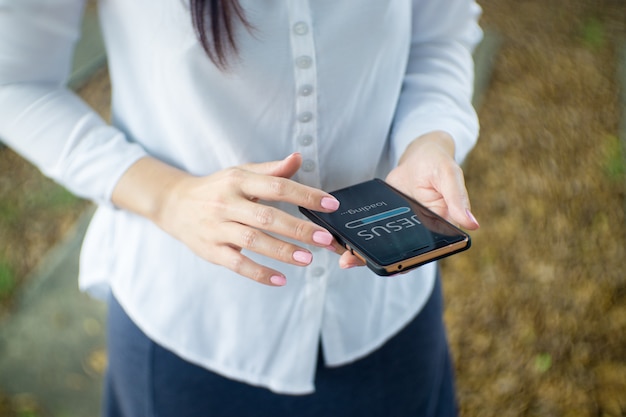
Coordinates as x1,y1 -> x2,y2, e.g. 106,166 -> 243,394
112,152 -> 340,286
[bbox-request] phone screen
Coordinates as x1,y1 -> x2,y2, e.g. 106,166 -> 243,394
299,179 -> 470,274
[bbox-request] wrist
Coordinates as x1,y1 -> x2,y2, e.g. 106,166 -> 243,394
112,157 -> 190,227
399,131 -> 456,165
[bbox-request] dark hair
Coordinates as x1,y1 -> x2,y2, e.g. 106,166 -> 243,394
190,0 -> 251,70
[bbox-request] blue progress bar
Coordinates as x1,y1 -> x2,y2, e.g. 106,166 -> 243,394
344,207 -> 411,229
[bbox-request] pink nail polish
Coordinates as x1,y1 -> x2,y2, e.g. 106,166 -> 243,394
321,197 -> 340,210
270,275 -> 287,286
293,250 -> 313,264
466,209 -> 480,227
313,231 -> 333,246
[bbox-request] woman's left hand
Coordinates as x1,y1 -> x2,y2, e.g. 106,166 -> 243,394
338,130 -> 480,269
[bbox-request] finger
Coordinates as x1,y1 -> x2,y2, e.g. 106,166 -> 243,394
437,164 -> 480,230
328,239 -> 346,254
214,245 -> 288,286
229,199 -> 336,249
241,152 -> 302,179
237,173 -> 340,213
224,221 -> 319,267
338,251 -> 366,269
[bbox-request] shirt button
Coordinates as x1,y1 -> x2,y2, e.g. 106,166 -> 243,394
293,21 -> 309,36
297,112 -> 313,123
302,159 -> 316,172
298,135 -> 313,146
312,267 -> 325,277
298,84 -> 314,97
296,56 -> 313,69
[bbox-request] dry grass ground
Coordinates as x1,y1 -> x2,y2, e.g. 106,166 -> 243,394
442,0 -> 626,415
1,0 -> 625,415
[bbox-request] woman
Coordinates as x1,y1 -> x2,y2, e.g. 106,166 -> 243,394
0,0 -> 482,415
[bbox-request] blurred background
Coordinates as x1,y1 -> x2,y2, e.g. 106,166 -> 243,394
445,0 -> 626,415
0,0 -> 625,415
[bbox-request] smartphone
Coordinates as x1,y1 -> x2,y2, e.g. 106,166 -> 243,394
299,178 -> 471,276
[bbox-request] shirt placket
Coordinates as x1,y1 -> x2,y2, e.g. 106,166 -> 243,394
286,1 -> 331,383
287,0 -> 321,190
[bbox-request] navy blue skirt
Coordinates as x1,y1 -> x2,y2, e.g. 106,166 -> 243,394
102,274 -> 457,417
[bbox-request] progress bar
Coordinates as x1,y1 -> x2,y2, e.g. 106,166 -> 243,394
344,207 -> 411,229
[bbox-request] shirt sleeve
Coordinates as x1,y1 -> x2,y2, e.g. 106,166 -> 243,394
0,0 -> 148,207
390,0 -> 483,165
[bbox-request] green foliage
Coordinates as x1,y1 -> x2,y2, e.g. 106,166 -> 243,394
18,410 -> 41,417
0,260 -> 16,299
0,201 -> 20,226
49,186 -> 80,209
0,184 -> 81,230
602,134 -> 626,181
534,353 -> 553,373
29,185 -> 80,212
581,18 -> 605,50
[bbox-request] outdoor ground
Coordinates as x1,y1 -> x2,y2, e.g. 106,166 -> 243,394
443,0 -> 626,415
0,0 -> 625,415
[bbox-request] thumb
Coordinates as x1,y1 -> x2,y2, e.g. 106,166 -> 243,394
440,168 -> 480,230
241,152 -> 303,179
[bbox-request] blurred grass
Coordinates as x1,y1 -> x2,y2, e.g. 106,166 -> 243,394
0,158 -> 88,315
0,260 -> 16,300
0,64 -> 109,319
443,0 -> 626,415
0,61 -> 109,416
534,353 -> 553,374
581,18 -> 606,49
0,185 -> 80,229
602,134 -> 625,181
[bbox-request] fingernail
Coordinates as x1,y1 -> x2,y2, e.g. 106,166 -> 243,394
324,245 -> 337,253
466,209 -> 480,227
313,231 -> 334,246
321,197 -> 340,210
270,275 -> 287,286
341,262 -> 358,270
293,250 -> 313,264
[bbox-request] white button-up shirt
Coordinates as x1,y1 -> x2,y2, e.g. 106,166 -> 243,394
0,0 -> 482,394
